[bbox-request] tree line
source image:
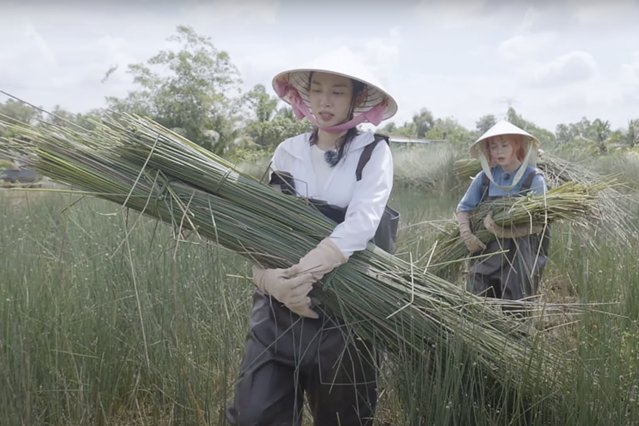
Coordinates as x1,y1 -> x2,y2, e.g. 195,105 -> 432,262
1,25 -> 638,160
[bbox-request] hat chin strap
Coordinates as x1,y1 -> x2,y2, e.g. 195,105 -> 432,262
479,144 -> 535,191
275,80 -> 386,133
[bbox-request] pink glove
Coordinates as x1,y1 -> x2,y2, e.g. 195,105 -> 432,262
252,264 -> 319,319
456,210 -> 486,253
293,238 -> 348,282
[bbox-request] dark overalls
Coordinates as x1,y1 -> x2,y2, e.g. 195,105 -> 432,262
226,137 -> 395,426
225,202 -> 379,426
467,172 -> 549,300
225,290 -> 378,426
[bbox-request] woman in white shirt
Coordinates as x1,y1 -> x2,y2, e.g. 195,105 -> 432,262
226,61 -> 398,426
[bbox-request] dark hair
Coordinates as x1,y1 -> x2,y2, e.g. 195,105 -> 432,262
308,72 -> 367,166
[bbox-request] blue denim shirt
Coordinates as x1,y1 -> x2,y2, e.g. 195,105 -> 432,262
457,165 -> 547,212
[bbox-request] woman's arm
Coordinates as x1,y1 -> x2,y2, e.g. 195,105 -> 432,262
328,141 -> 393,257
456,172 -> 485,213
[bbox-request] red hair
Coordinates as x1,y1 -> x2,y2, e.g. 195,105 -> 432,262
484,135 -> 527,166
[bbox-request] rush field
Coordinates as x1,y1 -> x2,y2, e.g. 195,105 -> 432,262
1,145 -> 639,426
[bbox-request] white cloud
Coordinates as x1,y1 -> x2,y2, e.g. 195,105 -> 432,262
528,51 -> 599,87
413,0 -> 494,29
621,51 -> 639,83
1,0 -> 638,133
231,28 -> 403,98
361,30 -> 402,89
0,20 -> 58,90
620,51 -> 639,105
498,32 -> 556,63
391,71 -> 519,129
177,0 -> 280,26
572,0 -> 639,27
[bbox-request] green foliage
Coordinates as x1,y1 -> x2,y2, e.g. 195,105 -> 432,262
0,98 -> 38,125
412,107 -> 434,138
0,193 -> 251,425
424,117 -> 474,145
242,84 -> 278,123
245,113 -> 313,150
553,116 -> 633,155
105,25 -> 242,154
626,119 -> 639,148
240,86 -> 313,150
0,99 -> 40,139
506,107 -> 556,148
2,182 -> 639,425
475,114 -> 496,134
592,118 -> 612,154
381,108 -> 435,140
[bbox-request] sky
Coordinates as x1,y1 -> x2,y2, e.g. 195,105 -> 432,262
1,0 -> 638,134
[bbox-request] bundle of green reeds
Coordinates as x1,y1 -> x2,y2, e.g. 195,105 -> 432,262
453,154 -> 635,245
3,113 -> 574,410
428,181 -> 606,280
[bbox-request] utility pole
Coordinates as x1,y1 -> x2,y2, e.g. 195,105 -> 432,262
495,97 -> 519,121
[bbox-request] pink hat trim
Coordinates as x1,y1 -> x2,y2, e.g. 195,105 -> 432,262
274,80 -> 386,134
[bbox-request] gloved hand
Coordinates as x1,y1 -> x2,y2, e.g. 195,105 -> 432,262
252,264 -> 319,319
456,210 -> 486,253
483,212 -> 544,239
293,238 -> 348,282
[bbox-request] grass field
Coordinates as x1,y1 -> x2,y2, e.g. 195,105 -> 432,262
1,146 -> 639,425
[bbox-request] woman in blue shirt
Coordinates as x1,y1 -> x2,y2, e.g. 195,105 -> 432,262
456,121 -> 548,300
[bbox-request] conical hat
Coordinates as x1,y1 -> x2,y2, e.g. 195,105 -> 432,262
272,55 -> 398,123
470,120 -> 540,159
470,120 -> 541,191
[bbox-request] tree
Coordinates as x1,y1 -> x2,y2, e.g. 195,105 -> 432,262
506,107 -> 527,129
106,25 -> 242,154
396,122 -> 418,138
424,117 -> 472,145
243,84 -> 278,123
505,107 -> 556,147
412,108 -> 434,138
245,114 -> 313,150
277,106 -> 296,120
555,123 -> 573,144
569,117 -> 593,141
379,122 -> 396,135
475,114 -> 496,134
0,99 -> 38,126
626,119 -> 639,148
239,87 -> 313,150
0,99 -> 42,141
41,105 -> 78,127
592,118 -> 611,154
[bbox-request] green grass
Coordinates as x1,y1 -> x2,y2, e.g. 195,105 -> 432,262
0,190 -> 252,425
1,142 -> 639,425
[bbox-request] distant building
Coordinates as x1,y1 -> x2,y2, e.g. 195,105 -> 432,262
388,136 -> 446,147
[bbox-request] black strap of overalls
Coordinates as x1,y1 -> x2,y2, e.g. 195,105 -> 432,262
356,134 -> 389,181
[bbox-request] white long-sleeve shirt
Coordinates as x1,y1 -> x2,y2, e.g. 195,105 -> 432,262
271,131 -> 394,258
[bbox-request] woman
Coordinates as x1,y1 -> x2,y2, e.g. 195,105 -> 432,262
456,120 -> 548,301
226,61 -> 398,426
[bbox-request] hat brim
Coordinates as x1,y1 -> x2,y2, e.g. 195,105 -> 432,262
272,68 -> 398,122
470,121 -> 540,159
470,134 -> 540,159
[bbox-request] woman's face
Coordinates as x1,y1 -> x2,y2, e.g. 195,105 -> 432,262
308,72 -> 355,127
488,136 -> 518,168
